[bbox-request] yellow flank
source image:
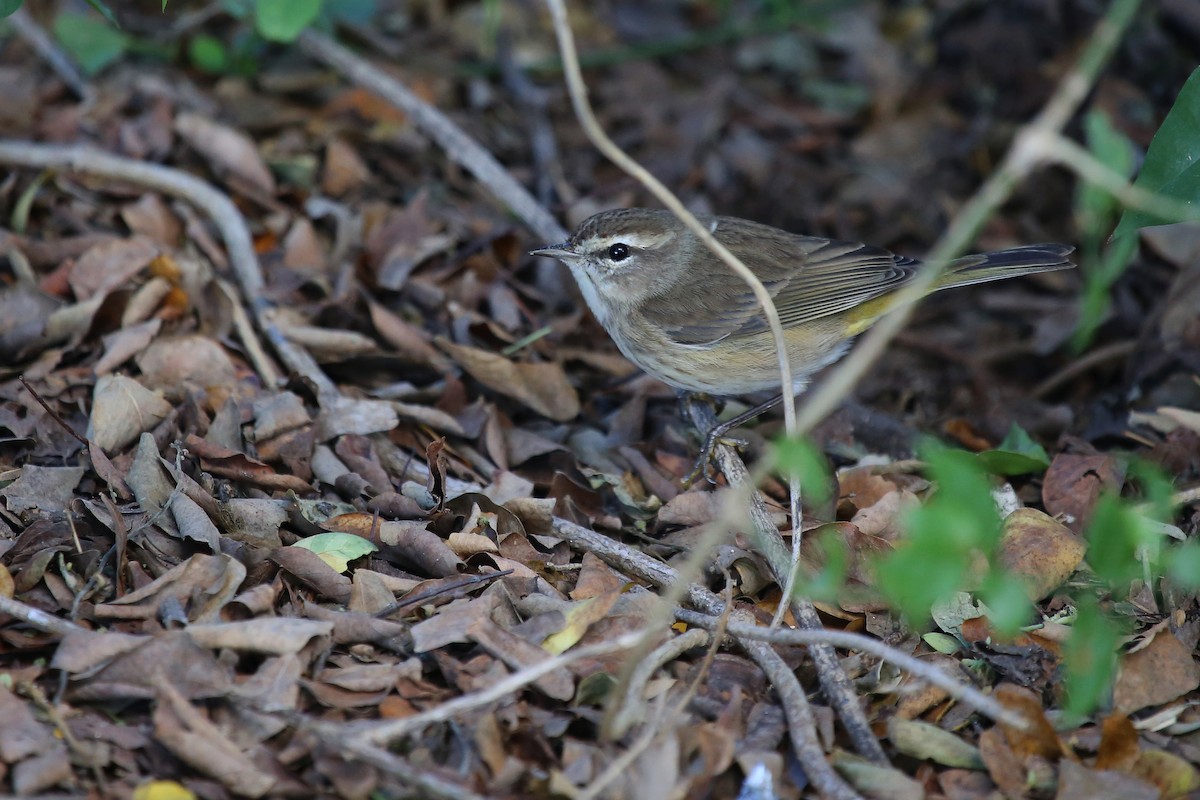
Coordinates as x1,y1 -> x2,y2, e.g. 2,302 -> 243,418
841,291 -> 913,336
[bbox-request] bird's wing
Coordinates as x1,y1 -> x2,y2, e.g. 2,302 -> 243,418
656,225 -> 917,346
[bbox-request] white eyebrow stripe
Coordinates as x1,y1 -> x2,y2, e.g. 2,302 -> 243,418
585,231 -> 675,251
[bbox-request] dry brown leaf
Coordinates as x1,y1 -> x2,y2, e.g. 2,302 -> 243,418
186,618 -> 333,655
88,374 -> 173,454
378,519 -> 465,577
1113,631 -> 1200,713
120,193 -> 183,246
1055,759 -> 1159,800
54,630 -> 231,701
321,136 -> 370,196
0,464 -> 85,516
175,111 -> 277,196
996,508 -> 1087,600
1041,454 -> 1124,531
438,339 -> 580,421
68,235 -> 159,300
136,335 -> 238,400
153,680 -> 276,798
314,395 -> 400,440
1094,713 -> 1140,771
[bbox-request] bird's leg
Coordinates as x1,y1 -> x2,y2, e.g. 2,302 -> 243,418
681,392 -> 784,487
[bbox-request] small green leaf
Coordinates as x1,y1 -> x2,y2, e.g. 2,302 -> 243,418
1168,540 -> 1200,590
1085,494 -> 1152,588
922,632 -> 962,655
772,436 -> 833,507
0,0 -> 23,19
292,532 -> 377,572
188,35 -> 228,74
1063,598 -> 1120,717
1113,66 -> 1200,238
255,0 -> 322,42
53,12 -> 128,75
979,573 -> 1031,636
975,423 -> 1050,476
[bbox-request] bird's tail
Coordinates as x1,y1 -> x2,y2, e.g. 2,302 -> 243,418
936,244 -> 1075,291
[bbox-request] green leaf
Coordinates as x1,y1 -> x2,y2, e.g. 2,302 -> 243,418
1063,598 -> 1120,717
772,436 -> 833,507
975,423 -> 1050,476
291,532 -> 377,572
1168,540 -> 1200,590
876,442 -> 1000,621
255,0 -> 322,42
793,525 -> 848,604
188,35 -> 228,74
0,1 -> 23,19
1085,493 -> 1152,588
1113,66 -> 1200,238
922,632 -> 962,655
979,573 -> 1032,636
53,12 -> 128,75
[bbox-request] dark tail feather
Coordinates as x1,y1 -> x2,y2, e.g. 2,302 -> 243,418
936,243 -> 1075,290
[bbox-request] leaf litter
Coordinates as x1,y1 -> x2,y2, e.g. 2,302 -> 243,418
0,2 -> 1198,799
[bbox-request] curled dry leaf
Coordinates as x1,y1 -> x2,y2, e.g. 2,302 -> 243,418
175,111 -> 277,196
1041,453 -> 1124,531
93,554 -> 246,622
88,374 -> 173,454
438,339 -> 580,422
1113,630 -> 1200,713
68,235 -> 159,300
270,546 -> 352,604
95,318 -> 162,375
996,507 -> 1087,600
153,680 -> 276,798
378,519 -> 465,577
137,335 -> 238,400
185,618 -> 334,655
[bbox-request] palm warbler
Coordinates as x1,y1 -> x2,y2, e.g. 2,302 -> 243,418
532,208 -> 1073,472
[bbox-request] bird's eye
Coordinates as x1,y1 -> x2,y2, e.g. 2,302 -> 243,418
607,243 -> 630,262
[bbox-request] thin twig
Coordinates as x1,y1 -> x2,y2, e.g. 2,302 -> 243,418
686,402 -> 888,763
0,593 -> 85,638
8,7 -> 91,101
294,29 -> 568,246
606,627 -> 711,738
18,376 -> 90,449
1031,339 -> 1137,398
580,582 -> 733,800
550,516 -> 1027,729
334,738 -> 490,800
1043,134 -> 1200,226
673,609 -> 1023,728
352,629 -> 650,746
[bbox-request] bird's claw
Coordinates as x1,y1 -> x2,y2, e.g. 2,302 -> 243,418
681,430 -> 749,487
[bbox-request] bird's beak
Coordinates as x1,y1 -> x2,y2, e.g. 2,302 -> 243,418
529,243 -> 578,260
